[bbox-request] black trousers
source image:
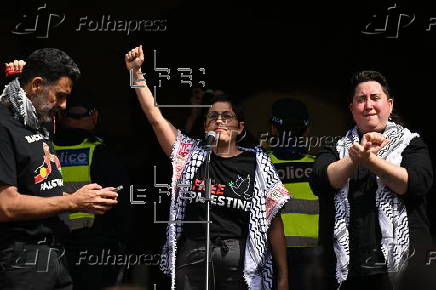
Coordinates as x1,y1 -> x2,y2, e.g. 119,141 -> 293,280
340,243 -> 436,290
175,237 -> 248,290
286,247 -> 336,290
0,241 -> 72,290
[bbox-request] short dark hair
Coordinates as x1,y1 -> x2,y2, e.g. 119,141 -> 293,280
206,95 -> 245,123
349,70 -> 404,125
350,70 -> 391,99
19,48 -> 80,87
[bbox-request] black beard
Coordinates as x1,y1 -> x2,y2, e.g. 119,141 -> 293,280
37,110 -> 52,123
33,90 -> 52,123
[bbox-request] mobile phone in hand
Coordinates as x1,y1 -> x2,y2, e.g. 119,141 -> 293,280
113,185 -> 123,192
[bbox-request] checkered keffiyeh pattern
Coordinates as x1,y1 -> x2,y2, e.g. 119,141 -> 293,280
333,122 -> 418,285
160,131 -> 290,290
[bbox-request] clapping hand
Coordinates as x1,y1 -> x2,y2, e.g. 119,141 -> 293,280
349,132 -> 389,166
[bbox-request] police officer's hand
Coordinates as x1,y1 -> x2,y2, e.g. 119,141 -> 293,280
125,45 -> 144,72
70,183 -> 118,214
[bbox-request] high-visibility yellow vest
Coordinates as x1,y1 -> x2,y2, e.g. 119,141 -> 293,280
269,152 -> 318,247
54,139 -> 103,231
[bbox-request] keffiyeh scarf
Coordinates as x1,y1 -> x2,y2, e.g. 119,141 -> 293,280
0,78 -> 44,134
160,131 -> 290,290
334,121 -> 418,285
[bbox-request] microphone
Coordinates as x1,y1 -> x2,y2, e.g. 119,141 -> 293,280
205,131 -> 217,147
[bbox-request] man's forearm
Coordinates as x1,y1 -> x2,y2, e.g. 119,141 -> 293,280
0,186 -> 75,222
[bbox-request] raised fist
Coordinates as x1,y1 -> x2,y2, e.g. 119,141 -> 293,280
125,45 -> 144,71
5,60 -> 26,77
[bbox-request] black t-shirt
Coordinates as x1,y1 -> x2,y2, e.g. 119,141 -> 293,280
183,150 -> 256,240
0,105 -> 68,246
310,137 -> 433,277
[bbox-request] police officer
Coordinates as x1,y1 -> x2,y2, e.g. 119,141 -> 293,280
54,87 -> 131,290
267,98 -> 319,290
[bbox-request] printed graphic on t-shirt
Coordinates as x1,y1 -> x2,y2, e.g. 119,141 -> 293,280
188,175 -> 253,212
228,174 -> 253,200
24,133 -> 45,143
33,142 -> 63,190
182,151 -> 256,239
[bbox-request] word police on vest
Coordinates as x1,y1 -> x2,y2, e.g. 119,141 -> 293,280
56,148 -> 90,167
274,162 -> 313,183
